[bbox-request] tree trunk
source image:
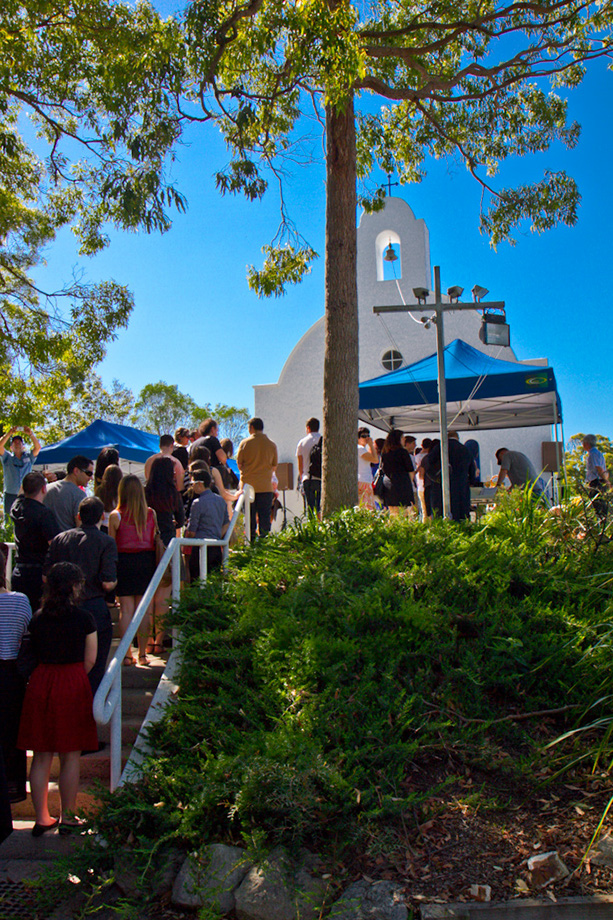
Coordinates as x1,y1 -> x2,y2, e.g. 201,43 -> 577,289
322,94 -> 359,515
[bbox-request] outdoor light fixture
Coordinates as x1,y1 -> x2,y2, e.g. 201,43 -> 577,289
420,316 -> 433,330
479,311 -> 510,346
447,285 -> 464,303
413,287 -> 430,304
383,241 -> 398,262
472,285 -> 489,303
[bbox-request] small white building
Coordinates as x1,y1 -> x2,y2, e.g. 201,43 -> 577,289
254,197 -> 554,520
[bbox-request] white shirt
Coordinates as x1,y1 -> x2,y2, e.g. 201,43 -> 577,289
357,444 -> 374,484
296,432 -> 321,482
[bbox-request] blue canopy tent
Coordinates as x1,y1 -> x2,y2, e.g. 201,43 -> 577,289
34,420 -> 159,466
359,339 -> 563,433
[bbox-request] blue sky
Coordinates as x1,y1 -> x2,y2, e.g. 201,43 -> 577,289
40,55 -> 612,444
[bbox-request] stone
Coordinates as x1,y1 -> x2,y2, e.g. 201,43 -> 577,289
591,832 -> 613,868
172,844 -> 252,914
469,883 -> 491,901
329,880 -> 408,920
233,847 -> 327,920
526,850 -> 569,888
150,844 -> 187,898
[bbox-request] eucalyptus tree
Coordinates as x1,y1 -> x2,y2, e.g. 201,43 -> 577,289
180,0 -> 612,513
0,0 -> 186,427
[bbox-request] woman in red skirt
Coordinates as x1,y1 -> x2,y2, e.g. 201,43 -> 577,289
17,562 -> 98,837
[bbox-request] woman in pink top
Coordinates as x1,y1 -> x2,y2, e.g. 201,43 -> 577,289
108,476 -> 156,667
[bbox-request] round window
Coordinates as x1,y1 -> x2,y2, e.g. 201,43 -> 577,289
381,349 -> 403,371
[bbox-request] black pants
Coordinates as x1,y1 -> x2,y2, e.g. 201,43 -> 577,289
250,491 -> 274,541
81,597 -> 113,698
189,546 -> 223,581
11,563 -> 43,612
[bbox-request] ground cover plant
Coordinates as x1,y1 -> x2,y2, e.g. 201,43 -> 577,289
83,493 -> 613,911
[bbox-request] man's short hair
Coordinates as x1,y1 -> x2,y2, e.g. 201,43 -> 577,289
583,434 -> 598,448
248,417 -> 264,432
67,455 -> 93,475
404,434 -> 416,445
199,418 -> 217,437
358,427 -> 370,439
22,471 -> 46,497
306,417 -> 320,432
159,434 -> 174,448
10,435 -> 24,445
448,430 -> 460,441
79,496 -> 104,526
421,438 -> 433,450
495,448 -> 509,463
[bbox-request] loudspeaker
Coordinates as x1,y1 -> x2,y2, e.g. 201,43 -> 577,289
541,442 -> 563,473
276,462 -> 293,492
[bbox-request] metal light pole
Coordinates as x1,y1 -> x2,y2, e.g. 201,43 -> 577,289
374,266 -> 506,519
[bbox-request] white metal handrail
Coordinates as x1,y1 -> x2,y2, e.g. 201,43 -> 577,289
93,485 -> 253,790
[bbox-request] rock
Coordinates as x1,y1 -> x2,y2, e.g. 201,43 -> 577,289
591,832 -> 613,868
150,844 -> 187,898
233,847 -> 327,920
527,850 -> 569,888
329,880 -> 407,920
469,883 -> 491,901
172,843 -> 252,914
113,861 -> 141,898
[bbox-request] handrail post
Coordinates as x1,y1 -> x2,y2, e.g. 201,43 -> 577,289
110,678 -> 122,791
171,542 -> 182,648
243,484 -> 254,543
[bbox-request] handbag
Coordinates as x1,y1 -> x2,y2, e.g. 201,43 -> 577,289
16,630 -> 38,680
373,464 -> 387,498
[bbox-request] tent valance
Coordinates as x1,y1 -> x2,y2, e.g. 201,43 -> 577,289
358,339 -> 562,433
34,419 -> 159,466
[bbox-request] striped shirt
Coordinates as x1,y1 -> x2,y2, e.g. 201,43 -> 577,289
0,591 -> 33,659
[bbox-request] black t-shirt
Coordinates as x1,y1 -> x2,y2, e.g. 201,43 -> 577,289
11,497 -> 61,565
45,526 -> 118,600
30,605 -> 97,664
172,445 -> 189,470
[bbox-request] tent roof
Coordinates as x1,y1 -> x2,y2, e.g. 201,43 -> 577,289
359,338 -> 562,433
35,419 -> 159,465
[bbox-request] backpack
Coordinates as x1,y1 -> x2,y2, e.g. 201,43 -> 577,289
308,439 -> 322,479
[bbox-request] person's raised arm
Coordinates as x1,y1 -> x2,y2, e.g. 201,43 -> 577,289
0,426 -> 17,455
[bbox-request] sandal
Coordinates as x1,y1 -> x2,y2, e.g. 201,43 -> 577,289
123,655 -> 136,667
138,654 -> 149,666
152,643 -> 165,655
145,639 -> 155,654
59,817 -> 87,836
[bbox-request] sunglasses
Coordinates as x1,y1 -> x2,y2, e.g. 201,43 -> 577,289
80,469 -> 94,477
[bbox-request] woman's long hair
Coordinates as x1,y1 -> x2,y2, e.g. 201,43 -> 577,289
116,474 -> 148,539
94,447 -> 120,487
95,464 -> 123,513
383,429 -> 404,453
41,562 -> 84,618
145,457 -> 176,513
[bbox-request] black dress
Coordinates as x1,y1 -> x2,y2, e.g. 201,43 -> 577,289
381,448 -> 414,508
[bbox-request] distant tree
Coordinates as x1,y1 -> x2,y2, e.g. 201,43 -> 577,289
214,405 -> 250,444
134,382 -> 201,435
178,0 -> 612,513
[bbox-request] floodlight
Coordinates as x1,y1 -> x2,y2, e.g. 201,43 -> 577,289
447,285 -> 464,302
413,287 -> 430,304
472,285 -> 489,303
479,312 -> 510,346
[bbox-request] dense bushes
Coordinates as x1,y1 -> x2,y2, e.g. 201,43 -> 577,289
96,495 -> 613,866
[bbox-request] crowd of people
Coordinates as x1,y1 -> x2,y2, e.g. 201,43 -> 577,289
294,417 -> 595,520
0,417 -> 281,841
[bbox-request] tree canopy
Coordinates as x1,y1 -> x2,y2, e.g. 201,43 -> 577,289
178,0 -> 612,512
0,0 -> 186,429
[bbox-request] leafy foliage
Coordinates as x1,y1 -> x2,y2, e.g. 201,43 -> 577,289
566,433 -> 613,495
0,0 -> 186,425
94,498 -> 613,883
133,379 -> 249,439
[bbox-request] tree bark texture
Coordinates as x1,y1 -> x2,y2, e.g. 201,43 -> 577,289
322,94 -> 359,515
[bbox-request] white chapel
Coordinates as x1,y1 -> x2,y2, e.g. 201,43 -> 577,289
254,196 -> 555,518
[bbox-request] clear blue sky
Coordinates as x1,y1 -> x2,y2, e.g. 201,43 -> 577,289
40,56 -> 612,444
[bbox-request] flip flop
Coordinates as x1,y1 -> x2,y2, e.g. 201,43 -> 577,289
123,655 -> 136,667
32,818 -> 59,838
138,654 -> 149,666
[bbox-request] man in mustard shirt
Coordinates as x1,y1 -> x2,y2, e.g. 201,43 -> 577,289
236,417 -> 278,541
